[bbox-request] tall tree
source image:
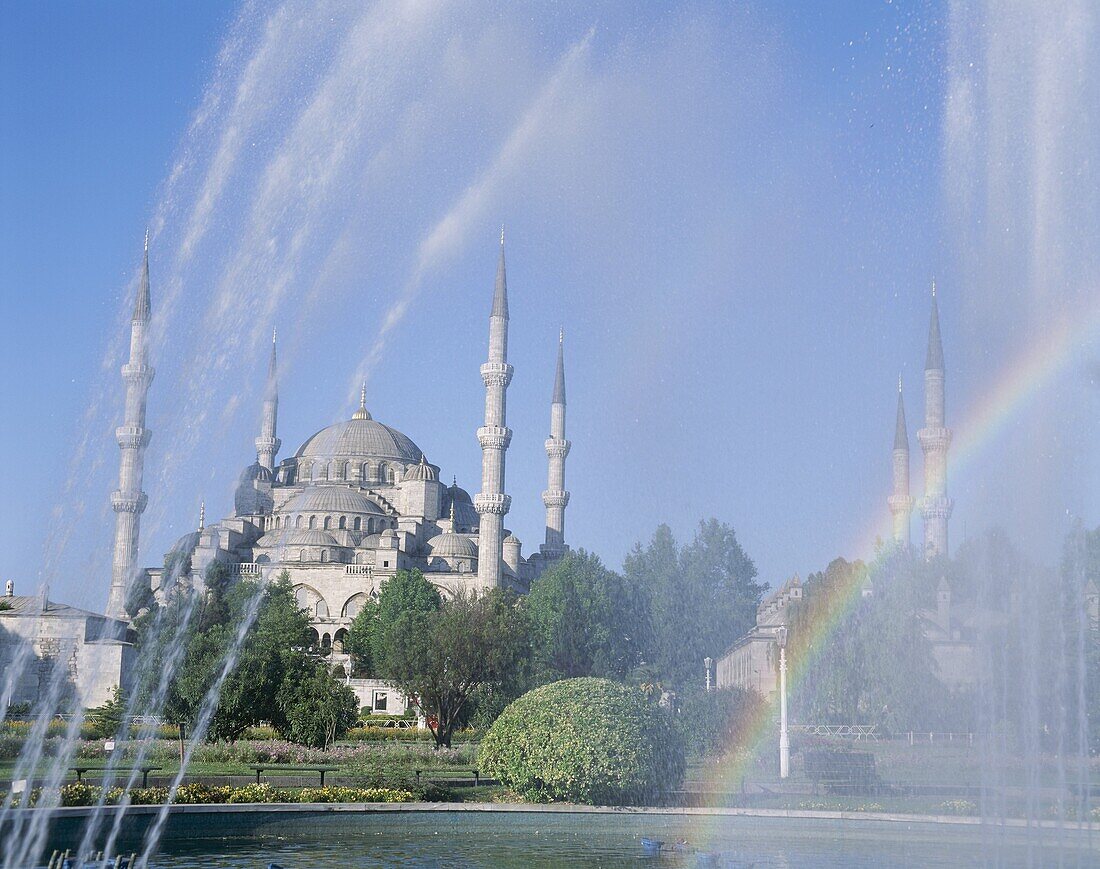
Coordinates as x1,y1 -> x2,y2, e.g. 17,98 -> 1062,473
525,550 -> 646,682
625,520 -> 763,690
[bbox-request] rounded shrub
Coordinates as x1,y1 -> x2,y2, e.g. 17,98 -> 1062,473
478,678 -> 684,805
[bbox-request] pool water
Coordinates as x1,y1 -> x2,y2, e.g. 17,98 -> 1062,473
92,810 -> 1100,868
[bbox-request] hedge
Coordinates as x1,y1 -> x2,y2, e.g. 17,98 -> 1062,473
478,678 -> 684,805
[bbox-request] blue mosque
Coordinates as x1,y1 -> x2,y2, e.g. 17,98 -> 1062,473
108,233 -> 573,651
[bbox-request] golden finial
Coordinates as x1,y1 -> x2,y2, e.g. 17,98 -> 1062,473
352,382 -> 371,420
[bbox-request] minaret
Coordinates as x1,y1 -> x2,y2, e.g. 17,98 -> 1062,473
255,327 -> 281,471
918,281 -> 953,558
474,228 -> 513,588
107,233 -> 156,619
541,329 -> 570,558
887,375 -> 914,546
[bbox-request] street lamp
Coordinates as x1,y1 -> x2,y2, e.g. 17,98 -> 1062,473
776,626 -> 790,779
704,657 -> 713,693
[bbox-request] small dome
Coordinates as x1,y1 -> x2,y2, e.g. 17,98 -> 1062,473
285,529 -> 339,547
441,482 -> 479,531
503,533 -> 521,546
403,455 -> 439,483
239,462 -> 273,484
283,487 -> 385,515
427,532 -> 478,560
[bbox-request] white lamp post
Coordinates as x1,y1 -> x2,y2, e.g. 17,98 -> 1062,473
704,656 -> 713,692
777,626 -> 790,779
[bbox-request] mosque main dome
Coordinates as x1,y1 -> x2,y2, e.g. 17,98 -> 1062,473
293,415 -> 423,466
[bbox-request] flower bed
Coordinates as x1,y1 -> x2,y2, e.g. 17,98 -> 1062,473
1,781 -> 414,807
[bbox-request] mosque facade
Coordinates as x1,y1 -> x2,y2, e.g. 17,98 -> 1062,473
108,234 -> 573,662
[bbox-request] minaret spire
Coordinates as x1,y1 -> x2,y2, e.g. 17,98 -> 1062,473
255,326 -> 281,471
542,329 -> 571,558
888,374 -> 913,546
108,235 -> 156,619
918,281 -> 953,557
198,499 -> 206,532
475,230 -> 514,588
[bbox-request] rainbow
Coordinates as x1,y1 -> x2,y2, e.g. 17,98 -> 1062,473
682,296 -> 1100,844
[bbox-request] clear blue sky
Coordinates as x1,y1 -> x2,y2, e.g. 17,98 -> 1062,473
3,1 -> 1097,610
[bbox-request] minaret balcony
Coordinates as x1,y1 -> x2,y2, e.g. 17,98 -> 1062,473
917,427 -> 952,450
477,426 -> 512,450
544,438 -> 571,459
474,493 -> 512,515
111,490 -> 148,514
115,426 -> 152,449
542,490 -> 570,509
480,362 -> 514,388
121,363 -> 155,385
255,435 -> 281,454
920,494 -> 954,519
887,495 -> 915,513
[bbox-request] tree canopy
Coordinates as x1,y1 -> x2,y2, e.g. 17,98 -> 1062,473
524,550 -> 646,682
624,520 -> 763,691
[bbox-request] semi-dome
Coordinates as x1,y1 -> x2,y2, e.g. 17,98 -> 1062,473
283,486 -> 385,515
285,529 -> 340,547
168,530 -> 201,558
294,415 -> 422,465
426,532 -> 478,560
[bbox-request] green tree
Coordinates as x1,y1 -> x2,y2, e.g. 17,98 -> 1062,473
378,589 -> 528,747
343,569 -> 442,678
276,659 -> 358,748
86,686 -> 128,739
525,550 -> 646,682
625,520 -> 763,690
204,571 -> 314,740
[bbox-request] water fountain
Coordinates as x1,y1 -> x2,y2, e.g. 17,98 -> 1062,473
3,1 -> 1099,866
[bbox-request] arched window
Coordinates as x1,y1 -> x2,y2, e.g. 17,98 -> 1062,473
294,515 -> 302,529
341,461 -> 350,480
298,550 -> 305,562
360,463 -> 370,482
316,599 -> 329,618
320,550 -> 328,563
323,516 -> 331,530
342,593 -> 370,618
309,515 -> 317,529
353,517 -> 361,531
339,516 -> 346,530
387,468 -> 395,483
321,632 -> 332,648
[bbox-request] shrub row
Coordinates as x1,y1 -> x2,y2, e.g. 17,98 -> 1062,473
344,727 -> 479,743
2,782 -> 414,807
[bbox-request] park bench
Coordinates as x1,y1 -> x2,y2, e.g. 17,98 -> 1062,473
414,768 -> 482,787
71,766 -> 161,788
249,765 -> 339,786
